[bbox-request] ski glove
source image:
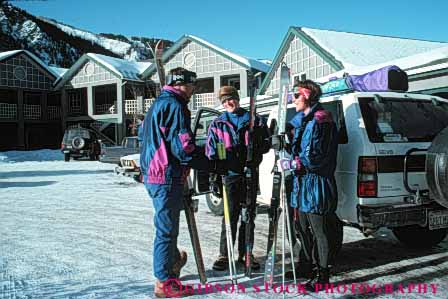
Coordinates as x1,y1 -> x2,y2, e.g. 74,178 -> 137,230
277,158 -> 302,172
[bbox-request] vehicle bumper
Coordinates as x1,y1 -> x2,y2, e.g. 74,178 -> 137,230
114,166 -> 140,178
63,150 -> 88,157
357,202 -> 448,229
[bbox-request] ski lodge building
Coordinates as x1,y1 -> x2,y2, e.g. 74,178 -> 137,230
53,53 -> 153,145
1,27 -> 448,150
0,50 -> 66,150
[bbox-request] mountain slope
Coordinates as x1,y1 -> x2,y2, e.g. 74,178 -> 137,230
0,2 -> 172,68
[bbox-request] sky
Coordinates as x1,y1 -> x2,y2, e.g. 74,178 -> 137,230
13,0 -> 448,61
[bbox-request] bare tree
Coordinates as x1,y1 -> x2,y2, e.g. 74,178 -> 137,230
125,82 -> 144,136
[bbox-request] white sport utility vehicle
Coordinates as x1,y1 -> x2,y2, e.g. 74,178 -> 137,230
192,91 -> 448,249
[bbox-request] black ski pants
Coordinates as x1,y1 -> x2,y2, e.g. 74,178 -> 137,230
219,175 -> 256,257
296,211 -> 331,269
285,175 -> 308,262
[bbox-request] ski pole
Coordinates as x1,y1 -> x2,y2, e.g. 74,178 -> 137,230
281,174 -> 286,298
222,178 -> 237,285
218,142 -> 238,285
284,175 -> 297,284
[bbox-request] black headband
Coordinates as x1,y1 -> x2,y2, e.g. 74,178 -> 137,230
166,70 -> 197,86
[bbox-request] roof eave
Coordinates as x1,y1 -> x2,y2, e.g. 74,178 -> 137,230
259,27 -> 344,95
141,35 -> 270,79
258,27 -> 295,94
292,27 -> 344,71
54,54 -> 124,89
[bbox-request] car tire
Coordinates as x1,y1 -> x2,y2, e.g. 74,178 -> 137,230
206,193 -> 224,216
426,126 -> 448,208
393,225 -> 447,248
72,137 -> 85,150
133,174 -> 142,183
64,153 -> 70,162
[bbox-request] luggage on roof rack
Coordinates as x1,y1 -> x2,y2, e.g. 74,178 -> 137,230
321,65 -> 409,95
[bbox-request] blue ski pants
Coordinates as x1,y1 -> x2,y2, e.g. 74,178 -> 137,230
145,182 -> 183,281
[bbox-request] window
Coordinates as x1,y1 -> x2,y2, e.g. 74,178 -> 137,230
94,84 -> 117,114
359,97 -> 448,143
321,101 -> 348,144
68,88 -> 87,115
292,72 -> 306,85
221,75 -> 240,90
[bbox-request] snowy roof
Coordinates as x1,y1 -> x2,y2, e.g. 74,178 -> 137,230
317,45 -> 448,83
0,50 -> 22,61
86,53 -> 152,80
297,27 -> 448,68
0,49 -> 59,78
186,35 -> 270,73
141,34 -> 270,78
259,27 -> 448,94
49,66 -> 69,78
54,53 -> 152,88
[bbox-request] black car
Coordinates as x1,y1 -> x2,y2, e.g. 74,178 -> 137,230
61,128 -> 101,162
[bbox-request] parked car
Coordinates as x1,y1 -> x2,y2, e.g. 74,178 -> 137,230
61,127 -> 101,162
192,91 -> 448,250
115,153 -> 141,182
99,136 -> 140,165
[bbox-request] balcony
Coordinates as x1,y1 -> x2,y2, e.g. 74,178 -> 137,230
24,104 -> 41,120
124,98 -> 155,114
0,103 -> 17,119
95,103 -> 116,115
48,106 -> 61,120
192,92 -> 217,111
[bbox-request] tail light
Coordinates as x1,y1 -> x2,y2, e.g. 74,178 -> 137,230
358,157 -> 377,197
61,143 -> 64,150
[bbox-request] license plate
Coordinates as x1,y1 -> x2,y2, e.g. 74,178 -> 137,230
428,210 -> 448,230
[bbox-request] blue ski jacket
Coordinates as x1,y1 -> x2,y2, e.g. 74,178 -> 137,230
205,108 -> 270,175
289,103 -> 339,214
140,87 -> 203,185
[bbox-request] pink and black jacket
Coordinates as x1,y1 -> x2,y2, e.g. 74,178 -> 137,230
140,87 -> 200,185
205,108 -> 270,176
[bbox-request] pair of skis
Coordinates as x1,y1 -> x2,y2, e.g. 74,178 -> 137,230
147,40 -> 166,94
242,72 -> 263,278
264,63 -> 297,291
148,40 -> 207,284
183,178 -> 207,284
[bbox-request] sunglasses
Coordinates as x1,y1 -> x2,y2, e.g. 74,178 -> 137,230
293,93 -> 304,100
293,87 -> 311,100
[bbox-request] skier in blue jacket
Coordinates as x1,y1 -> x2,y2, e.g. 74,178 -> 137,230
140,67 -> 225,297
206,86 -> 270,271
277,79 -> 338,291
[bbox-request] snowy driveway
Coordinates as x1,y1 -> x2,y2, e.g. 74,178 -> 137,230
0,151 -> 447,298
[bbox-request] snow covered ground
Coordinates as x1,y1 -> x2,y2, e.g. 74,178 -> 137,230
0,150 -> 447,299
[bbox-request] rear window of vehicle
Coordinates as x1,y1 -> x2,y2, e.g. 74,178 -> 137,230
64,128 -> 91,141
359,97 -> 448,143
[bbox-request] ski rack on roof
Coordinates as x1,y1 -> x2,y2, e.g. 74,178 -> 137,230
320,65 -> 409,96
